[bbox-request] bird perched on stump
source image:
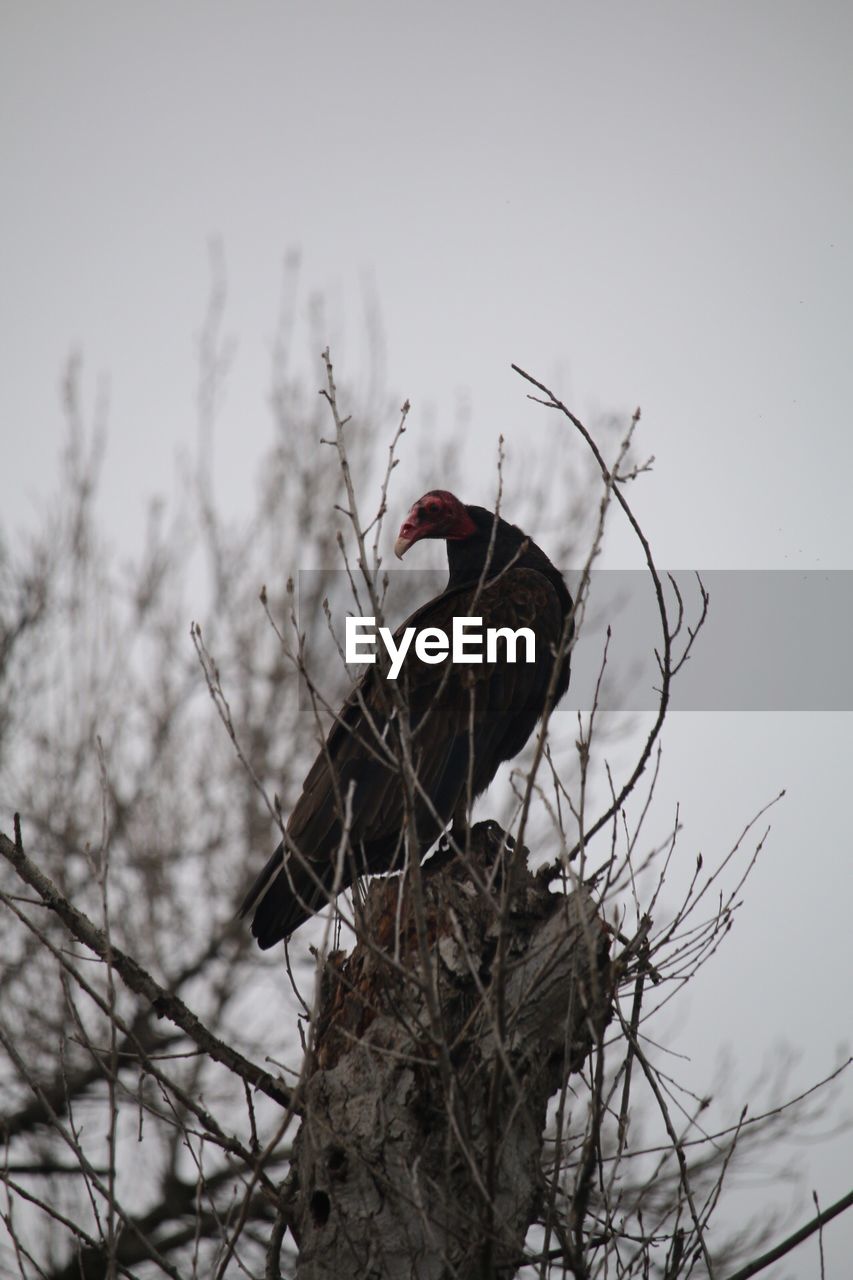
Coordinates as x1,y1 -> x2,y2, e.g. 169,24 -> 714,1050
240,490 -> 573,947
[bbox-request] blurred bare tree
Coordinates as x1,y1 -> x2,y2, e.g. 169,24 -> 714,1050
1,269 -> 850,1279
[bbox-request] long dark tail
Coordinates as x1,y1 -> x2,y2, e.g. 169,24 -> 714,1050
238,843 -> 338,949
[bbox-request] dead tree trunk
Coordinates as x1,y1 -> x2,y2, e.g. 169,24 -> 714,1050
288,820 -> 612,1279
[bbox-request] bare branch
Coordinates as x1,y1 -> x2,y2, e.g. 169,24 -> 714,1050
0,827 -> 293,1111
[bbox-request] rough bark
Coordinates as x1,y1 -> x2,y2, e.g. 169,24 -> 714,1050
289,820 -> 612,1279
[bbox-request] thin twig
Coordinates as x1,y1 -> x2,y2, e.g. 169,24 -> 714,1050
724,1186 -> 853,1280
0,827 -> 293,1111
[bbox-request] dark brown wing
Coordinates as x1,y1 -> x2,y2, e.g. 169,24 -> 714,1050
241,568 -> 567,945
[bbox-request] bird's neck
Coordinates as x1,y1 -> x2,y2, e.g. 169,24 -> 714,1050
446,515 -> 571,613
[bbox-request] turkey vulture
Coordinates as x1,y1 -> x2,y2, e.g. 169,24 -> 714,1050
240,490 -> 573,947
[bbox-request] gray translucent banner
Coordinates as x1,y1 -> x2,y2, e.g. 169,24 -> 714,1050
296,570 -> 852,712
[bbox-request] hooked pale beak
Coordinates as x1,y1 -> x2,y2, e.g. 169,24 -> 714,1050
394,517 -> 419,559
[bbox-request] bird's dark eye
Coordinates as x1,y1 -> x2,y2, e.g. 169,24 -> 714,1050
427,502 -> 440,515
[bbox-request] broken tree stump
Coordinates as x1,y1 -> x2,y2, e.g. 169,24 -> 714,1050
289,820 -> 612,1279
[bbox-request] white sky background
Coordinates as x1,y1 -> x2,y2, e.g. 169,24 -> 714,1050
3,2 -> 852,1274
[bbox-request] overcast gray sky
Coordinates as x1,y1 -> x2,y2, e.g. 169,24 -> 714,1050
3,3 -> 852,1274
